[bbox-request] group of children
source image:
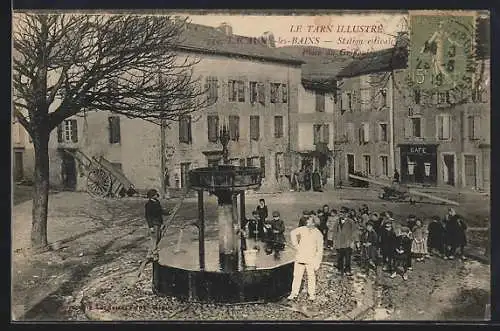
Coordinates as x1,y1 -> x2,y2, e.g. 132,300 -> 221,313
300,204 -> 469,280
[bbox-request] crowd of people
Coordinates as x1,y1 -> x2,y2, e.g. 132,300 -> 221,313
242,199 -> 469,301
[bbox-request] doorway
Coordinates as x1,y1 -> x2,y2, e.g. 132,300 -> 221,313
61,151 -> 77,190
14,151 -> 24,181
443,154 -> 455,186
464,155 -> 477,188
347,154 -> 355,176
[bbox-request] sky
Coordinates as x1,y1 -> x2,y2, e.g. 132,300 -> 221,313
181,13 -> 408,53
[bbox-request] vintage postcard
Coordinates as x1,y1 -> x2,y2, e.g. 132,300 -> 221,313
11,9 -> 491,321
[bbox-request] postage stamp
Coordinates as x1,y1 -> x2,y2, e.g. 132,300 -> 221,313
409,11 -> 477,99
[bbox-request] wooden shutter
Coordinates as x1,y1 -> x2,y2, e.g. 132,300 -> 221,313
258,83 -> 265,104
323,124 -> 330,144
208,115 -> 219,142
404,118 -> 412,139
443,115 -> 450,139
282,84 -> 288,103
473,116 -> 480,139
57,124 -> 63,142
238,81 -> 245,102
250,116 -> 259,141
363,123 -> 370,142
316,92 -> 325,112
260,156 -> 266,178
71,119 -> 78,142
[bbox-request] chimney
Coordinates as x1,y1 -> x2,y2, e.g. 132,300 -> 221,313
262,31 -> 276,48
218,22 -> 233,36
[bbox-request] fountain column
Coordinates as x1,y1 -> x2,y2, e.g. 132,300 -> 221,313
216,123 -> 240,272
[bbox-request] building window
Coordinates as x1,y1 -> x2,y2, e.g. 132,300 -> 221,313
380,156 -> 389,177
347,92 -> 353,111
270,83 -> 281,103
380,89 -> 388,107
274,116 -> 283,138
467,115 -> 480,140
229,115 -> 240,141
207,115 -> 219,143
108,116 -> 121,144
437,114 -> 451,140
363,155 -> 372,175
239,158 -> 246,167
179,115 -> 192,144
345,122 -> 355,142
229,80 -> 245,102
315,91 -> 325,112
250,115 -> 260,141
260,156 -> 266,178
414,89 -> 421,105
250,82 -> 266,104
206,76 -> 218,103
250,82 -> 258,103
360,88 -> 370,111
359,123 -> 370,143
314,124 -> 329,144
404,117 -> 423,139
57,119 -> 78,143
379,123 -> 388,142
282,84 -> 288,103
437,91 -> 450,104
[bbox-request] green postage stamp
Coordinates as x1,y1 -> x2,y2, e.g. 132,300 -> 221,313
409,11 -> 477,100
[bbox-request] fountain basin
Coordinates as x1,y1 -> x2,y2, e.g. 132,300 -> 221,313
152,239 -> 295,303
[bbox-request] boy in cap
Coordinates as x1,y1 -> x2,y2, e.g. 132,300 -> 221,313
145,189 -> 169,258
391,226 -> 413,280
288,215 -> 324,301
299,210 -> 310,227
265,211 -> 286,259
360,221 -> 378,276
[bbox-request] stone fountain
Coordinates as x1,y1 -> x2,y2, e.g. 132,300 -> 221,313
152,122 -> 295,303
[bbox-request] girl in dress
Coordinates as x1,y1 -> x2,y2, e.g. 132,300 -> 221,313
411,219 -> 428,262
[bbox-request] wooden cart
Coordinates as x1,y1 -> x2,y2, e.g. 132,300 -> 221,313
63,149 -> 135,198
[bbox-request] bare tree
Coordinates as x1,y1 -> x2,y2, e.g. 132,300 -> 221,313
13,13 -> 211,249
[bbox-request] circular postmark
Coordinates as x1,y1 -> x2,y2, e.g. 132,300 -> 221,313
409,13 -> 477,102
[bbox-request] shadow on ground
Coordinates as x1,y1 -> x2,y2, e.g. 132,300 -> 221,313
438,288 -> 490,321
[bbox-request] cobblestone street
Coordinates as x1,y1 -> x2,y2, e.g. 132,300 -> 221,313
11,187 -> 490,321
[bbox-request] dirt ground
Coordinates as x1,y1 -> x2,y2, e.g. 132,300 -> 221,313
11,186 -> 491,321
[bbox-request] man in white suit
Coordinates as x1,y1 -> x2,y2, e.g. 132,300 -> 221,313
287,215 -> 324,301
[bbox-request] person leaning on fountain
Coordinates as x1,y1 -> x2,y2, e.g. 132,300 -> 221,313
287,215 -> 324,301
145,189 -> 169,258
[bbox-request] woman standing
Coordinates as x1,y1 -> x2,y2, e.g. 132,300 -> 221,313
256,199 -> 268,241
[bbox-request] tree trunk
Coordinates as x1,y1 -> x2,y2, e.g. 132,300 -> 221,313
31,132 -> 50,249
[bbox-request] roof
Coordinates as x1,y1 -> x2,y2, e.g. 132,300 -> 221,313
336,35 -> 409,78
278,46 -> 355,91
177,23 -> 304,65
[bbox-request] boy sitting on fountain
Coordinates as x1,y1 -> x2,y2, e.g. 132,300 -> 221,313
145,189 -> 169,259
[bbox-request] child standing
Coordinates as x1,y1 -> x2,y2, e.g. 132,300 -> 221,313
411,219 -> 428,262
360,221 -> 378,276
256,199 -> 268,240
379,221 -> 397,274
391,227 -> 413,280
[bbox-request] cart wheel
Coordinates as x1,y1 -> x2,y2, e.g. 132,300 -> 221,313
87,168 -> 112,198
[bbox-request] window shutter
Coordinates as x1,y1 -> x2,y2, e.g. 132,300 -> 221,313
404,118 -> 412,138
323,124 -> 330,145
420,117 -> 425,139
358,126 -> 363,144
108,117 -> 114,143
71,120 -> 78,142
341,93 -> 348,111
375,124 -> 380,142
282,84 -> 288,103
258,83 -> 265,104
363,123 -> 370,142
473,116 -> 480,139
443,115 -> 450,139
432,92 -> 438,104
57,124 -> 63,143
